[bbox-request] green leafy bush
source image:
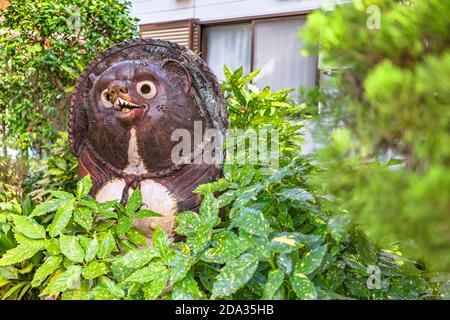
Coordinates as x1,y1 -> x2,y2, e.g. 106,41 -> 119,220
0,0 -> 139,156
0,68 -> 440,299
301,0 -> 450,274
24,132 -> 78,202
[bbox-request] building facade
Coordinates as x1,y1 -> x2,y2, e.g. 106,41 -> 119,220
132,0 -> 339,95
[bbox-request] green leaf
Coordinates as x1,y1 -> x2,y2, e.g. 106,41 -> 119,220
263,269 -> 285,299
201,231 -> 248,264
76,175 -> 93,199
73,207 -> 93,231
193,179 -> 230,194
97,231 -> 117,259
234,208 -> 270,237
217,190 -> 236,208
41,266 -> 82,296
82,261 -> 108,279
59,234 -> 84,263
30,198 -> 68,218
328,215 -> 352,244
31,255 -> 62,287
132,209 -> 163,219
111,249 -> 159,282
211,253 -> 258,299
82,237 -> 98,263
49,191 -> 75,200
89,276 -> 124,300
126,188 -> 142,215
126,229 -> 148,246
295,245 -> 328,275
126,261 -> 166,283
200,193 -> 219,219
47,199 -> 75,237
61,280 -> 89,300
82,199 -> 118,219
290,273 -> 317,300
116,217 -> 132,237
172,274 -> 204,300
45,238 -> 61,255
236,165 -> 256,186
152,226 -> 170,259
268,232 -> 322,253
175,211 -> 202,235
12,215 -> 46,239
0,239 -> 45,266
168,251 -> 195,284
143,269 -> 170,300
276,188 -> 314,203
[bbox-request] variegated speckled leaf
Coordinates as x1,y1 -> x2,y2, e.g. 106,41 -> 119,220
201,231 -> 247,264
126,188 -> 142,215
30,198 -> 69,218
168,251 -> 195,284
276,188 -> 314,203
199,193 -> 219,223
0,239 -> 46,266
59,234 -> 84,263
76,175 -> 93,199
295,245 -> 328,275
97,231 -> 117,259
268,232 -> 322,253
12,214 -> 46,239
82,261 -> 108,279
31,255 -> 62,287
143,269 -> 170,300
126,229 -> 148,247
73,207 -> 93,231
116,217 -> 132,236
82,237 -> 98,262
152,226 -> 171,259
125,261 -> 166,283
89,276 -> 124,300
234,207 -> 270,237
211,253 -> 258,299
263,269 -> 285,299
41,265 -> 82,296
217,190 -> 236,208
290,273 -> 317,300
193,179 -> 230,195
172,274 -> 204,300
111,249 -> 159,282
47,199 -> 75,237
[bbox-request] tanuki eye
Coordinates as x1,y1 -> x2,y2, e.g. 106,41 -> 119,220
137,80 -> 156,99
101,89 -> 113,108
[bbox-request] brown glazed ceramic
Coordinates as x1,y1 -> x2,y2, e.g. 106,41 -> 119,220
68,39 -> 228,242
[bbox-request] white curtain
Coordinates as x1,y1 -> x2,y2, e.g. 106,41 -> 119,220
253,17 -> 318,97
202,24 -> 252,82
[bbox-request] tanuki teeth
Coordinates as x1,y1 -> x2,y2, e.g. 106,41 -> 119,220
114,98 -> 140,111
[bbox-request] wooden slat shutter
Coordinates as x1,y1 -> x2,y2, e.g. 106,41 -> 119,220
140,20 -> 201,52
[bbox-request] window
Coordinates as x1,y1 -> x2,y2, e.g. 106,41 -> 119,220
253,17 -> 317,94
202,16 -> 317,96
202,23 -> 252,82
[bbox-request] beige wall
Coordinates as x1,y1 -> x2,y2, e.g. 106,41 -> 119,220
131,0 -> 341,24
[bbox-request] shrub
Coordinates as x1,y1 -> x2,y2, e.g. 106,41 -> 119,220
301,0 -> 450,274
0,0 -> 139,156
0,69 -> 440,300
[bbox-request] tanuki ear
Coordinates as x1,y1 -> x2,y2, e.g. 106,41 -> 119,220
162,59 -> 192,93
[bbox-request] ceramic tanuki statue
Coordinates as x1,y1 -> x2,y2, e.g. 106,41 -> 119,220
69,39 -> 228,243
